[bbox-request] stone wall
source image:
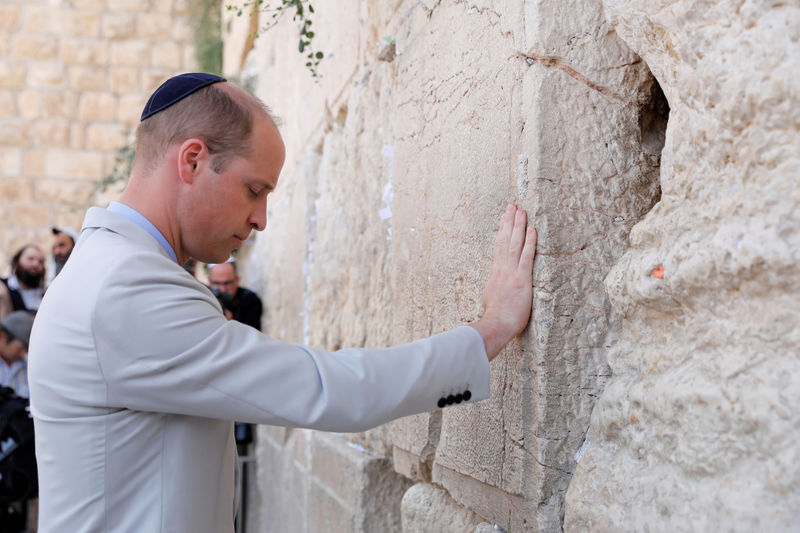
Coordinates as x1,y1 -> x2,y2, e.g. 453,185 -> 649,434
228,1 -> 797,531
565,1 -> 800,530
0,0 -> 196,274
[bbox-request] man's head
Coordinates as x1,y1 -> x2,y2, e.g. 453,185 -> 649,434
52,226 -> 77,271
208,261 -> 239,299
0,311 -> 34,365
12,245 -> 45,289
127,73 -> 286,265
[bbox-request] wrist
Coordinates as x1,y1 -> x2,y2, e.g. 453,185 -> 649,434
469,318 -> 512,362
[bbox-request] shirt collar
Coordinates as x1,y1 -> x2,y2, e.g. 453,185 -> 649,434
107,202 -> 178,263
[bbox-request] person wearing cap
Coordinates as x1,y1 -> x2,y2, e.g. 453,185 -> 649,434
49,226 -> 78,281
0,310 -> 34,398
28,73 -> 537,533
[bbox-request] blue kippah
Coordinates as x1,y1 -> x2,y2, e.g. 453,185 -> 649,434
140,72 -> 226,121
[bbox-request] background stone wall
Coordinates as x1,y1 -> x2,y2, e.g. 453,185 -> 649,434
225,0 -> 797,532
0,0 -> 196,275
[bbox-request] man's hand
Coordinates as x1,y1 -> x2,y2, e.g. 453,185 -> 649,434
471,204 -> 537,361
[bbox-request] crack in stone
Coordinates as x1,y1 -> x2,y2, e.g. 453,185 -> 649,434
517,52 -> 628,102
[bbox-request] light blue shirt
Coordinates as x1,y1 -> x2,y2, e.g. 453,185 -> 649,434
108,202 -> 178,263
0,357 -> 28,398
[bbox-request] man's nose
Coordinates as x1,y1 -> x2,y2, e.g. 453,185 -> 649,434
248,196 -> 268,231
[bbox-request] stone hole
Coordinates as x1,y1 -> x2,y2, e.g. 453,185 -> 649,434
638,73 -> 669,205
639,69 -> 669,211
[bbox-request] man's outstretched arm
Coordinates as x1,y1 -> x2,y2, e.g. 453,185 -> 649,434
471,204 -> 538,361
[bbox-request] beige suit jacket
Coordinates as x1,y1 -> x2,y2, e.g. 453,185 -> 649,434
28,207 -> 489,533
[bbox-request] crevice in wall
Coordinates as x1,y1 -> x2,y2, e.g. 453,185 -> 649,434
637,73 -> 669,207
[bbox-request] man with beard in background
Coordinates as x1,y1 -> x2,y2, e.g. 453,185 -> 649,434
3,245 -> 46,313
49,226 -> 78,281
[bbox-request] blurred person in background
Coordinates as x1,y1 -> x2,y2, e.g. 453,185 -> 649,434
48,226 -> 78,282
3,245 -> 46,313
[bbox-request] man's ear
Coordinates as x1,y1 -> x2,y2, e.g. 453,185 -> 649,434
177,138 -> 208,184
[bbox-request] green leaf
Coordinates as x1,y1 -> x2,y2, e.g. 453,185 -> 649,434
315,51 -> 323,59
306,31 -> 314,38
298,39 -> 305,52
308,4 -> 314,13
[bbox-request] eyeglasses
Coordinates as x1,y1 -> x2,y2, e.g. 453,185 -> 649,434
210,279 -> 236,287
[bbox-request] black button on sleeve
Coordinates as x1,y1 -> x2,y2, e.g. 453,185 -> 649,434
455,393 -> 463,403
463,390 -> 472,401
437,397 -> 447,408
446,395 -> 455,405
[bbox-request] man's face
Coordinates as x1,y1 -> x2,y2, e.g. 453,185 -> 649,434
52,232 -> 75,264
0,332 -> 26,366
179,115 -> 285,264
208,263 -> 239,297
15,246 -> 45,287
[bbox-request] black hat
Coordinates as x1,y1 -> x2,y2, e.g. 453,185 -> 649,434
140,73 -> 226,121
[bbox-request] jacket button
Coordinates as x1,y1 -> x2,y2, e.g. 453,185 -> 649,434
437,397 -> 447,408
446,395 -> 456,405
463,390 -> 471,401
455,393 -> 463,403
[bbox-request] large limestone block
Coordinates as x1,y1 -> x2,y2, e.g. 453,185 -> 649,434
565,2 -> 800,531
252,429 -> 410,533
401,483 -> 483,533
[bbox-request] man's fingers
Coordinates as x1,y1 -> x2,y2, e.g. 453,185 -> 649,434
493,204 -> 515,262
519,226 -> 537,273
508,208 -> 527,262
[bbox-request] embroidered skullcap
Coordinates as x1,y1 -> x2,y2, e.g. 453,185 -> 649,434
140,73 -> 226,121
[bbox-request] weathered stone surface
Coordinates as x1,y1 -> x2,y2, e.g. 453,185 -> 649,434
67,11 -> 100,38
253,428 -> 409,532
20,6 -> 64,34
0,61 -> 27,90
78,92 -> 117,122
0,91 -> 15,118
0,6 -> 21,31
62,38 -> 109,65
35,180 -> 94,207
401,483 -> 483,533
109,67 -> 140,94
0,153 -> 23,180
102,13 -> 137,40
110,41 -> 151,67
150,41 -> 182,69
69,66 -> 107,92
107,0 -> 154,13
31,121 -> 70,148
11,203 -> 51,228
565,2 -> 800,532
43,149 -> 104,179
136,13 -> 173,41
28,62 -> 66,89
14,33 -> 59,60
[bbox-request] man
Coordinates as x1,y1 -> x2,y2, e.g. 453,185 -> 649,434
0,311 -> 34,398
0,310 -> 36,533
29,73 -> 537,532
49,226 -> 78,281
208,259 -> 262,530
3,245 -> 45,313
209,259 -> 263,330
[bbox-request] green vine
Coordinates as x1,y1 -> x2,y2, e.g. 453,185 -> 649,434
189,0 -> 224,75
226,0 -> 323,78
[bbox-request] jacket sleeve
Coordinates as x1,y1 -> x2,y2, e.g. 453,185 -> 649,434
92,252 -> 489,432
